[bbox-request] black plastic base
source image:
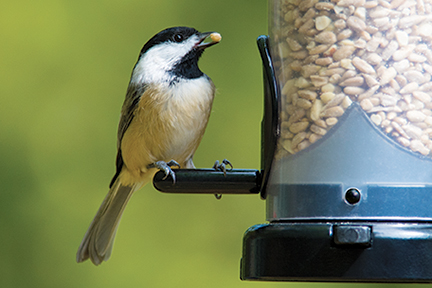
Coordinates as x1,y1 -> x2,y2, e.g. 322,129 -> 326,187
241,222 -> 432,282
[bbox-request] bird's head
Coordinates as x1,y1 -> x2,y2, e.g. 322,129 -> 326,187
131,27 -> 221,85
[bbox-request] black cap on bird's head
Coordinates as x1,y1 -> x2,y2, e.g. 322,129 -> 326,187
139,26 -> 221,58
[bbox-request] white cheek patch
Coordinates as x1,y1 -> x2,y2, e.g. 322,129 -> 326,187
131,35 -> 199,85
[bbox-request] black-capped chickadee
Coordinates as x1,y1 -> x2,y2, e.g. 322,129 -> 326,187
76,27 -> 222,265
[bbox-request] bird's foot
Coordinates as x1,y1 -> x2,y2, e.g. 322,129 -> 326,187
149,160 -> 180,183
212,159 -> 233,200
212,159 -> 233,177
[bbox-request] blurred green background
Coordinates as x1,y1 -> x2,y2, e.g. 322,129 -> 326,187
0,0 -> 425,287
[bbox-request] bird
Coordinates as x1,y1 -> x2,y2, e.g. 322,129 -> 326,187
76,27 -> 223,265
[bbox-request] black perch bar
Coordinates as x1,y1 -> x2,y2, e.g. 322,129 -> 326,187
153,169 -> 261,195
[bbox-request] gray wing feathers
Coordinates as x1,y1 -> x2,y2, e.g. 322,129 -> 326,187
110,83 -> 147,187
117,83 -> 147,147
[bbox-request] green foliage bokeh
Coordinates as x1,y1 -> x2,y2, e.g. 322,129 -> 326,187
0,0 -> 425,288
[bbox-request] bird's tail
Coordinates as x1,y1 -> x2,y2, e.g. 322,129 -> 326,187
76,177 -> 141,265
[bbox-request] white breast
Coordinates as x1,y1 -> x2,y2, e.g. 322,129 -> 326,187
162,77 -> 215,158
120,76 -> 215,179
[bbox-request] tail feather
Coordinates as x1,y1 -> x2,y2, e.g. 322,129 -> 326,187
76,178 -> 138,265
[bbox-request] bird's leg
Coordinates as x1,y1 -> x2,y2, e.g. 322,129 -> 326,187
148,160 -> 180,183
212,159 -> 233,200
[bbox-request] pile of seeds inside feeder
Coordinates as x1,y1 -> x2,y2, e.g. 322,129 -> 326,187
273,0 -> 432,157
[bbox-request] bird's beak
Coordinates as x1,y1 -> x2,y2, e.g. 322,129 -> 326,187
196,32 -> 222,49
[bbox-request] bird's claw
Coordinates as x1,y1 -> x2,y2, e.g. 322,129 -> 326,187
212,159 -> 233,177
212,159 -> 233,200
149,160 -> 180,183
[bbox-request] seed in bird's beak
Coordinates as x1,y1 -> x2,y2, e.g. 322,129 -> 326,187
196,32 -> 222,49
210,32 -> 222,43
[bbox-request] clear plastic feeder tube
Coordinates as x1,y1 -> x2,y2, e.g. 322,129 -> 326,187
267,0 -> 432,221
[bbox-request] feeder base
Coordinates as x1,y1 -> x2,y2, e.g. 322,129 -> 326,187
241,222 -> 432,282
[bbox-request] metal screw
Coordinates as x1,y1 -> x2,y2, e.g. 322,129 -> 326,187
345,188 -> 361,205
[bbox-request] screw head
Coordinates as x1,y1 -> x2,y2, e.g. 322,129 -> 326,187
345,188 -> 361,205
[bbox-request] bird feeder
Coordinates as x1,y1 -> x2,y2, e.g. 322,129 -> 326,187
154,0 -> 432,282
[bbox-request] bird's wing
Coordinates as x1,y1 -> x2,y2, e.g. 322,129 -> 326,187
109,83 -> 147,188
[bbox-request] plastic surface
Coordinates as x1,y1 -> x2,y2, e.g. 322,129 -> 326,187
241,223 -> 432,282
266,0 -> 432,196
153,169 -> 261,194
257,35 -> 279,199
267,103 -> 432,221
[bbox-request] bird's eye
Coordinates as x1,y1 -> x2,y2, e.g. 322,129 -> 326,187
173,34 -> 183,43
